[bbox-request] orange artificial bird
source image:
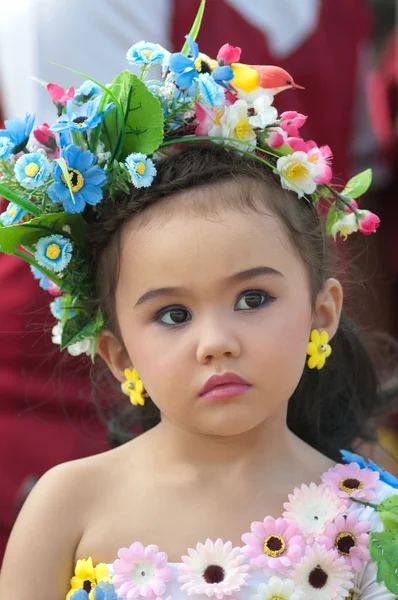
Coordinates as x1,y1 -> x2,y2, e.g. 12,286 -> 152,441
230,63 -> 304,102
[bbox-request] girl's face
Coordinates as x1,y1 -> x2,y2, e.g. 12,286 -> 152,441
102,184 -> 341,437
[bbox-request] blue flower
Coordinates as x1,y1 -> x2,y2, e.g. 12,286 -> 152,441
14,152 -> 51,189
34,234 -> 73,273
47,144 -> 107,213
71,582 -> 118,600
50,96 -> 114,134
0,202 -> 27,226
212,65 -> 234,89
125,153 -> 156,188
196,73 -> 225,107
126,41 -> 169,67
50,297 -> 76,321
30,265 -> 52,290
74,80 -> 102,104
340,449 -> 398,488
0,113 -> 35,150
169,35 -> 205,90
0,137 -> 14,160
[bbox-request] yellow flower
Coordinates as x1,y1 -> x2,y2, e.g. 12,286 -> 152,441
121,368 -> 145,406
66,557 -> 110,600
307,329 -> 332,370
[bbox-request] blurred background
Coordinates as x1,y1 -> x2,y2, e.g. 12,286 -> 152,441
0,0 -> 397,565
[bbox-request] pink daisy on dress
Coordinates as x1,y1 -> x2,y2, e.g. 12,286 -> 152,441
178,538 -> 250,599
112,542 -> 173,600
241,516 -> 305,575
321,462 -> 379,502
292,543 -> 354,600
316,512 -> 371,571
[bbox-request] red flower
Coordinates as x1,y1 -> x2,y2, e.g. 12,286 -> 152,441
217,43 -> 241,64
47,83 -> 75,106
33,123 -> 57,149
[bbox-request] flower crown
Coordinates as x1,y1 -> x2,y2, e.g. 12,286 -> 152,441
0,0 -> 379,358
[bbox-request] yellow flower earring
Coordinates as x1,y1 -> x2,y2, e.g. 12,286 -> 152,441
121,368 -> 145,406
307,329 -> 332,370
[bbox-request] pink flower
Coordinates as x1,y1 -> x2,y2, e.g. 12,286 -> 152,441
33,123 -> 57,149
321,462 -> 379,502
286,137 -> 308,152
217,43 -> 242,64
308,145 -> 333,185
280,111 -> 307,137
344,199 -> 358,213
47,83 -> 75,106
265,126 -> 288,148
242,516 -> 305,575
358,210 -> 380,235
48,283 -> 62,297
195,102 -> 224,137
112,542 -> 173,600
317,512 -> 370,571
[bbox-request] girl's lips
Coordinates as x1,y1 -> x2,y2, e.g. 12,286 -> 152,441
199,372 -> 251,400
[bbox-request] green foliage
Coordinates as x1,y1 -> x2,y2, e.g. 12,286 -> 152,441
61,308 -> 104,350
105,160 -> 131,203
342,168 -> 372,199
0,183 -> 41,216
325,204 -> 340,236
181,0 -> 206,54
369,531 -> 398,594
377,495 -> 398,531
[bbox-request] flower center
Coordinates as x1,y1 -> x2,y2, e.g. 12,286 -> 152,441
62,168 -> 85,192
194,57 -> 213,74
8,205 -> 16,217
263,534 -> 286,557
25,162 -> 39,177
308,565 -> 328,589
270,597 -> 283,600
319,344 -> 327,352
136,162 -> 146,175
73,116 -> 88,126
203,564 -> 225,584
213,107 -> 223,125
286,163 -> 309,181
46,244 -> 61,260
335,532 -> 356,555
339,478 -> 363,494
142,49 -> 153,59
132,563 -> 154,584
235,117 -> 253,140
82,578 -> 95,593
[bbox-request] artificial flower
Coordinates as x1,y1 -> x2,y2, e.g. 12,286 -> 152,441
178,538 -> 250,599
307,329 -> 332,370
195,103 -> 224,137
126,41 -> 170,68
217,43 -> 241,65
242,516 -> 305,575
280,111 -> 307,137
68,337 -> 94,357
357,210 -> 380,235
30,265 -> 53,291
14,152 -> 51,189
47,144 -> 107,213
67,558 -> 111,600
322,462 -> 380,502
307,145 -> 333,184
317,512 -> 370,571
50,297 -> 76,321
331,213 -> 358,241
121,368 -> 145,406
248,94 -> 278,129
196,73 -> 225,108
0,202 -> 27,226
50,96 -> 114,134
169,35 -> 214,90
47,83 -> 75,106
125,152 -> 157,188
74,80 -> 102,104
220,99 -> 256,151
0,136 -> 15,160
283,483 -> 347,539
340,450 -> 398,488
52,321 -> 63,345
251,576 -> 304,600
292,544 -> 354,600
34,234 -> 73,273
112,542 -> 173,600
264,126 -> 288,148
0,113 -> 35,150
33,122 -> 57,149
70,581 -> 119,600
276,151 -> 318,198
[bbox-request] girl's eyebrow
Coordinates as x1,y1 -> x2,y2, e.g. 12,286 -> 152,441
135,266 -> 283,307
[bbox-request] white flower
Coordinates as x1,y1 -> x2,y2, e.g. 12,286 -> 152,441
282,483 -> 348,539
68,337 -> 94,357
251,576 -> 304,600
292,544 -> 354,600
220,99 -> 256,151
248,94 -> 278,128
331,212 -> 358,240
276,151 -> 318,197
52,321 -> 63,345
178,538 -> 250,599
62,225 -> 72,234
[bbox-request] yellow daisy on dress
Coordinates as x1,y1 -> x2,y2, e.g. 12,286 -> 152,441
66,557 -> 111,600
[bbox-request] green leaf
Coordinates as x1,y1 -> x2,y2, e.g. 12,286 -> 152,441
325,204 -> 340,236
342,168 -> 372,199
101,70 -> 164,161
61,308 -> 104,350
31,76 -> 48,89
0,212 -> 86,254
369,531 -> 398,594
0,183 -> 41,216
377,495 -> 398,531
181,0 -> 206,54
54,157 -> 75,207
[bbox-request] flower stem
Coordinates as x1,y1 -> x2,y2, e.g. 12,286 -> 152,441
350,498 -> 378,510
14,248 -> 63,287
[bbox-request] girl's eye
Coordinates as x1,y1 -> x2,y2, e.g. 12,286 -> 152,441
156,306 -> 191,326
235,290 -> 274,311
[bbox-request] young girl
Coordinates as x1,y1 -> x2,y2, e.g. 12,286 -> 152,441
0,7 -> 397,600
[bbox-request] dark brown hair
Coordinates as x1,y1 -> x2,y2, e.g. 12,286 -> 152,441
90,145 -> 395,460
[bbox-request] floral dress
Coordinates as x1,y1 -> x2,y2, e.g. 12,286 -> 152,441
67,454 -> 398,600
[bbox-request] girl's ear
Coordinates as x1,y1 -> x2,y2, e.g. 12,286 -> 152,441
312,278 -> 343,340
97,330 -> 132,383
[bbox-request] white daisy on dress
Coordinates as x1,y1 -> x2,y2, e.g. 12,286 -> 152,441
178,538 -> 250,599
251,576 -> 304,600
282,483 -> 348,539
292,543 -> 354,600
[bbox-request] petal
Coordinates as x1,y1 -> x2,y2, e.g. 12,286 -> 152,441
47,182 -> 69,202
63,193 -> 86,214
317,355 -> 326,370
84,165 -> 107,186
186,35 -> 199,58
324,345 -> 332,358
307,342 -> 317,355
319,330 -> 329,345
308,355 -> 319,369
175,70 -> 196,90
169,53 -> 193,73
213,66 -> 234,82
79,183 -> 103,206
76,149 -> 95,173
310,330 -> 320,344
